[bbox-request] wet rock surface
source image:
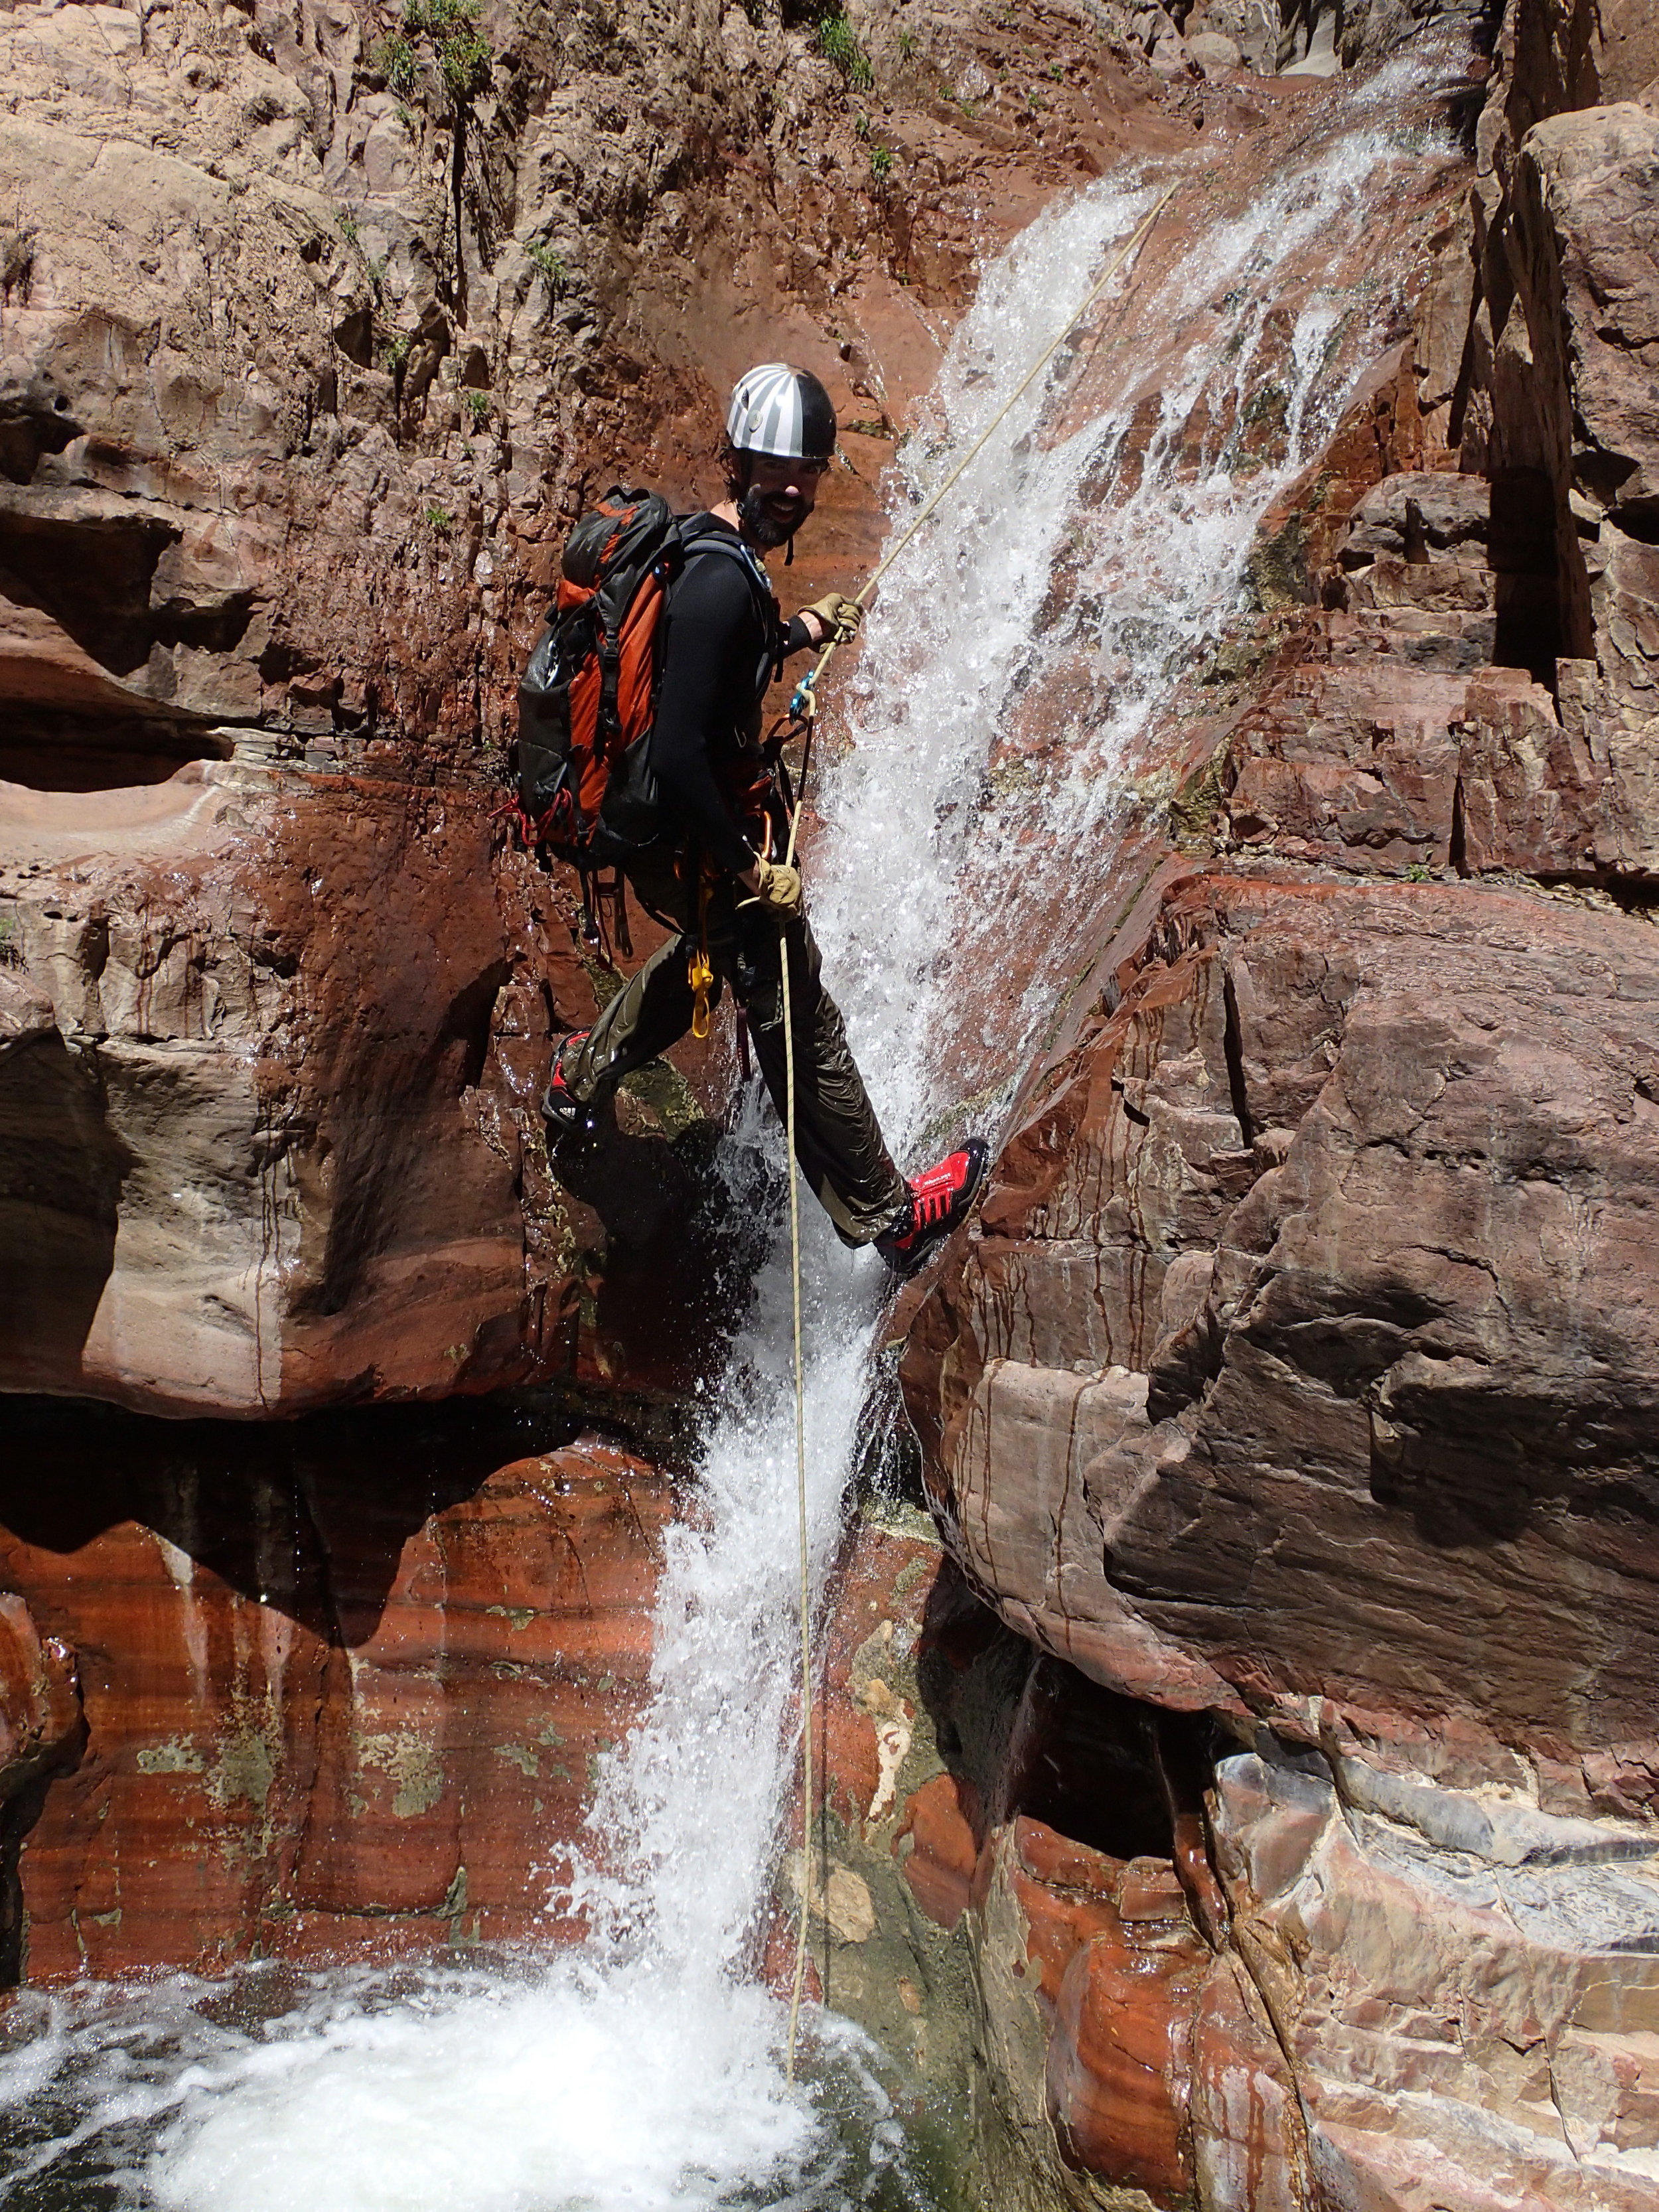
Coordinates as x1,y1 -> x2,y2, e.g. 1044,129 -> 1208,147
820,1534 -> 1659,2211
0,0 -> 1182,1418
0,1395 -> 679,1977
910,869 -> 1659,1775
889,0 -> 1659,2201
3,0 -> 1659,2203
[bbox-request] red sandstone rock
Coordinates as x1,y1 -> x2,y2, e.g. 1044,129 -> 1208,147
1046,1929 -> 1208,2195
896,1772 -> 983,1934
1,1420 -> 674,1979
908,869 -> 1659,1789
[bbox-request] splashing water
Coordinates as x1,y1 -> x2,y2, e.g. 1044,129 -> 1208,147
0,60 -> 1454,2212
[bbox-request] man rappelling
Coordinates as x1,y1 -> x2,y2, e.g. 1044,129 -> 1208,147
518,361 -> 987,1276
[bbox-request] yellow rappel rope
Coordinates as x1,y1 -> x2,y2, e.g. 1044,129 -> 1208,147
779,186 -> 1173,2084
780,929 -> 814,2082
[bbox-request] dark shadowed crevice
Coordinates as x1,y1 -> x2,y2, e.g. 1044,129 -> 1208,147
1222,966 -> 1256,1149
0,516 -> 179,678
0,381 -> 82,487
0,1034 -> 135,1385
0,712 -> 232,792
1449,772 -> 1469,876
1605,877 -> 1659,915
443,963 -> 510,1095
1489,467 -> 1562,684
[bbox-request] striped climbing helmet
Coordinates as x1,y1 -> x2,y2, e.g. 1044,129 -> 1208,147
724,363 -> 837,463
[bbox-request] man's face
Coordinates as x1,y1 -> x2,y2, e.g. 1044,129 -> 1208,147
739,452 -> 830,548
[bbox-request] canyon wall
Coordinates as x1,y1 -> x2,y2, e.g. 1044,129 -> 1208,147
5,0 -> 1659,2207
1,0 -> 1175,1416
0,0 -> 1196,1971
889,0 -> 1659,2201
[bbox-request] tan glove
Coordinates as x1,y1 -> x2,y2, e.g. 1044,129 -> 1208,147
750,858 -> 804,916
800,592 -> 863,646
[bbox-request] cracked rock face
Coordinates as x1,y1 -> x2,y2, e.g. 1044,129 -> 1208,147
0,0 -> 1171,1415
893,0 -> 1659,2201
911,871 -> 1659,1781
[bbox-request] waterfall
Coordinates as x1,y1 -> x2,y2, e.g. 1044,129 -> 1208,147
0,54 -> 1452,2211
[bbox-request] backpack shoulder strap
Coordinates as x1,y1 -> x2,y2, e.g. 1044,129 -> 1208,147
673,518 -> 774,609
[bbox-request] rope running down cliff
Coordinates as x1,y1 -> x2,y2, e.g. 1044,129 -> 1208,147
780,185 -> 1174,2084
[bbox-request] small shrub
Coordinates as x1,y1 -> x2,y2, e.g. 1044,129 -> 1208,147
404,0 -> 470,35
425,503 -> 456,533
526,239 -> 568,297
337,210 -> 361,248
869,143 -> 893,181
896,26 -> 917,58
375,30 -> 419,95
1048,56 -> 1064,78
404,0 -> 492,101
438,23 -> 491,96
816,11 -> 873,89
463,388 -> 491,427
384,330 -> 413,371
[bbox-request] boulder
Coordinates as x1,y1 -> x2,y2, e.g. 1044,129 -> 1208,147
905,868 -> 1659,1800
1187,31 -> 1245,73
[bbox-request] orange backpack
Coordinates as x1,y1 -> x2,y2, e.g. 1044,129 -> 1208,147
513,487 -> 770,867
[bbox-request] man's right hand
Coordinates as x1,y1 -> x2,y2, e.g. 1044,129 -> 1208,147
743,857 -> 804,916
800,593 -> 863,646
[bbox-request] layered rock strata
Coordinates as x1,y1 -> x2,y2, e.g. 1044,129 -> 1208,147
0,1399 -> 676,1978
893,0 -> 1659,2201
0,0 -> 1181,1416
820,1526 -> 1659,2211
0,766 -> 741,1412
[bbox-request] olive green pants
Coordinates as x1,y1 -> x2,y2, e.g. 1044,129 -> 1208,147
561,853 -> 907,1247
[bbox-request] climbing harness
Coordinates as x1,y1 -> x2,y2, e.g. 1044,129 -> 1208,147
773,188 -> 1175,2083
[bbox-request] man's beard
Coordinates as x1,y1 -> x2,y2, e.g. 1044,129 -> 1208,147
738,484 -> 808,550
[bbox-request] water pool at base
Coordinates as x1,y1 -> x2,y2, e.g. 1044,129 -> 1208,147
2,1956 -> 969,2212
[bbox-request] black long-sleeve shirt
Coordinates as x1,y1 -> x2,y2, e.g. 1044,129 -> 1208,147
650,515 -> 811,875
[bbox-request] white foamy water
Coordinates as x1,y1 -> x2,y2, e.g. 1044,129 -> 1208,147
0,61 -> 1451,2212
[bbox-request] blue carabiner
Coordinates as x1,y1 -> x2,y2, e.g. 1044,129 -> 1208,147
788,667 -> 818,721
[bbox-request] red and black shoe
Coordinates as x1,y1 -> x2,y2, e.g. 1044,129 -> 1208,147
543,1031 -> 598,1142
875,1138 -> 990,1278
